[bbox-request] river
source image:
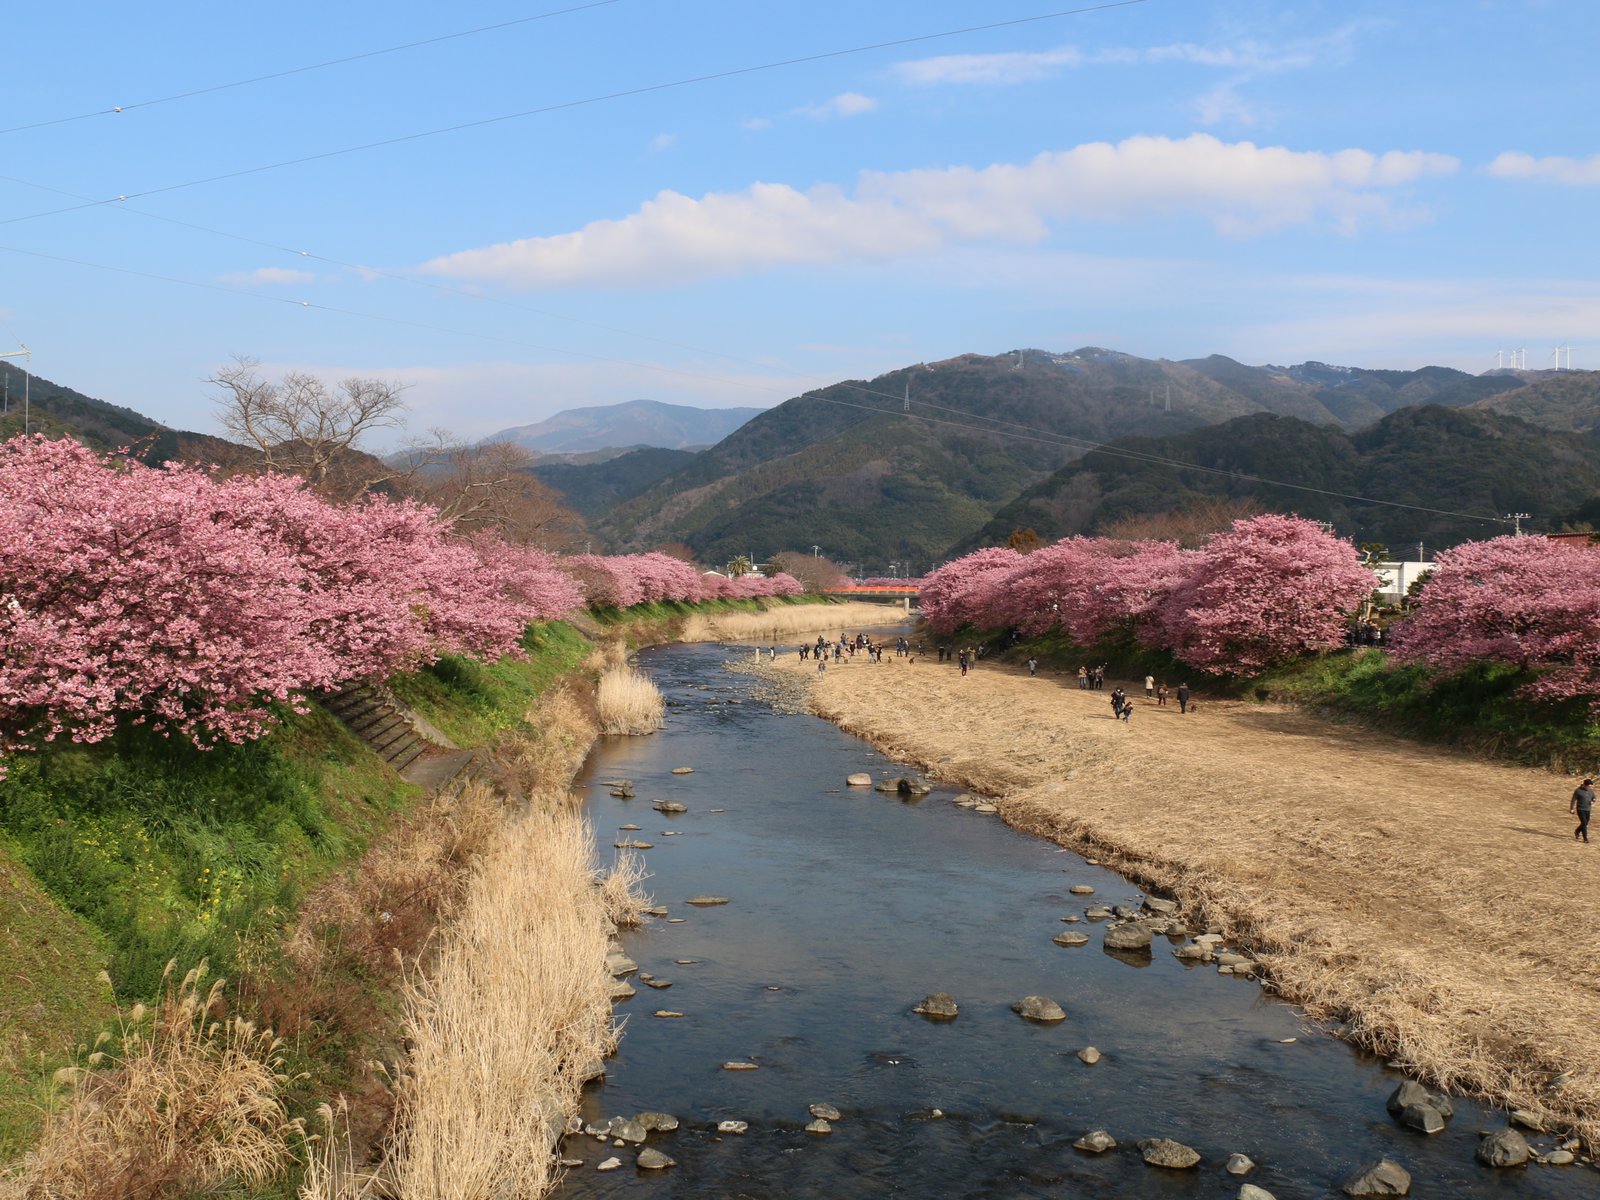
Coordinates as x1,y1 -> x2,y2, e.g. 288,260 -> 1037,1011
555,642 -> 1588,1198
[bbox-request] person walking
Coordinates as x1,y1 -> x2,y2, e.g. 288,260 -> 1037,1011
1110,687 -> 1126,719
1027,656 -> 1038,677
1156,681 -> 1168,706
1144,674 -> 1155,700
1177,682 -> 1190,714
1077,664 -> 1088,689
1572,778 -> 1595,843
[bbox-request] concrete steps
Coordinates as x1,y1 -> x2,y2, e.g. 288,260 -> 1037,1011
323,681 -> 524,806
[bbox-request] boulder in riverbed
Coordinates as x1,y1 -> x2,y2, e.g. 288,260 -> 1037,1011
1073,1130 -> 1116,1153
1476,1129 -> 1531,1167
1053,931 -> 1090,947
846,773 -> 872,786
1104,924 -> 1154,952
1238,1186 -> 1277,1200
1012,995 -> 1066,1022
912,992 -> 959,1019
1341,1158 -> 1411,1195
1397,1103 -> 1445,1134
636,1111 -> 679,1132
1386,1080 -> 1453,1120
809,1102 -> 842,1120
636,1148 -> 676,1170
806,1118 -> 833,1134
1068,885 -> 1095,895
685,896 -> 729,906
1226,1153 -> 1256,1175
1139,1138 -> 1201,1168
1077,1046 -> 1101,1064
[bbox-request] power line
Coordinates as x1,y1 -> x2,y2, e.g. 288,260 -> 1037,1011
0,1 -> 1152,227
0,1 -> 628,137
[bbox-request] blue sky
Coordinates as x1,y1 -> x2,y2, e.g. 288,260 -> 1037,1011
2,0 -> 1596,443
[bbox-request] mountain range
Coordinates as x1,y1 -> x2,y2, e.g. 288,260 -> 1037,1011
486,399 -> 765,454
10,351 -> 1600,572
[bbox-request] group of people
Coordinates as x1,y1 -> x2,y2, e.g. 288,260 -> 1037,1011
1077,665 -> 1191,714
801,633 -> 927,673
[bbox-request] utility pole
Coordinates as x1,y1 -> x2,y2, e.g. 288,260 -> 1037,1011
1506,512 -> 1530,536
0,348 -> 30,434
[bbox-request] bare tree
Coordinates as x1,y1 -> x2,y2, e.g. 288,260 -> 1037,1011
1101,497 -> 1264,548
210,357 -> 408,500
768,551 -> 848,592
396,434 -> 587,549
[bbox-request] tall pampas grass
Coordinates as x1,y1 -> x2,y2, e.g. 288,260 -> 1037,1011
595,665 -> 664,735
385,805 -> 623,1200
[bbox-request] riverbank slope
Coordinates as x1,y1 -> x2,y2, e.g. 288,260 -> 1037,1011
791,655 -> 1600,1142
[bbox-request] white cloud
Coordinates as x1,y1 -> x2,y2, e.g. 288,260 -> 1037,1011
649,132 -> 677,153
1486,151 -> 1600,185
793,92 -> 876,119
739,116 -> 773,132
421,135 -> 1459,289
893,46 -> 1092,86
894,28 -> 1360,87
221,266 -> 315,287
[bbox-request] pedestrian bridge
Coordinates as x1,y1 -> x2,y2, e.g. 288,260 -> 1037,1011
822,585 -> 919,610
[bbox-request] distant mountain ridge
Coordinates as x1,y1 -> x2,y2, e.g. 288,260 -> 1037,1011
487,399 -> 766,454
582,349 -> 1553,569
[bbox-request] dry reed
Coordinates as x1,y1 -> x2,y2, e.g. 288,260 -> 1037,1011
678,601 -> 908,646
800,655 -> 1600,1145
1,962 -> 295,1200
385,804 -> 620,1200
595,665 -> 665,735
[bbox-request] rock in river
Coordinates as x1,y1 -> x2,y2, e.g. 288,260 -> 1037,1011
1074,1130 -> 1117,1153
809,1102 -> 842,1121
1238,1186 -> 1277,1200
637,1111 -> 679,1132
1053,931 -> 1090,947
1476,1129 -> 1531,1167
723,1061 -> 760,1071
1225,1153 -> 1256,1175
1104,924 -> 1154,952
806,1118 -> 833,1134
1012,995 -> 1066,1022
846,773 -> 873,786
671,767 -> 695,774
1077,1046 -> 1101,1064
636,1148 -> 676,1170
685,896 -> 729,906
912,992 -> 959,1018
1139,1138 -> 1201,1168
1385,1080 -> 1453,1120
717,1120 -> 748,1134
1397,1103 -> 1445,1134
1341,1158 -> 1412,1195
1068,885 -> 1095,895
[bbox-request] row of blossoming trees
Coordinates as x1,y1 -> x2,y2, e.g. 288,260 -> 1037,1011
921,514 -> 1600,705
0,436 -> 801,769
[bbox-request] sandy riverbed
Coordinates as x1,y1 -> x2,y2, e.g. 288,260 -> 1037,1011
777,651 -> 1600,1142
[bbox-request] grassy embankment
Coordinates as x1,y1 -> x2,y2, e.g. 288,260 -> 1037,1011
0,619 -> 590,1177
0,595 -> 873,1192
985,626 -> 1599,770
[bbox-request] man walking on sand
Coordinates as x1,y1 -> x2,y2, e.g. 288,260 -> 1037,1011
1144,674 -> 1155,699
1572,778 -> 1595,843
1177,682 -> 1190,714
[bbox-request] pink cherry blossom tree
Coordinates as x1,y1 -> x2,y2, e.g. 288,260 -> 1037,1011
1389,535 -> 1600,706
1158,514 -> 1374,674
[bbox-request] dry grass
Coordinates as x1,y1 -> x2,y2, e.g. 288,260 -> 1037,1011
678,601 -> 908,645
1,962 -> 295,1200
597,847 -> 652,930
796,654 -> 1600,1145
384,804 -> 621,1200
500,678 -> 600,799
595,665 -> 665,735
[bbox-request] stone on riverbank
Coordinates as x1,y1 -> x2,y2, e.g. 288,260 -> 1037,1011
1012,995 -> 1066,1022
610,784 -> 634,798
1054,931 -> 1090,947
1173,943 -> 1210,961
1139,1138 -> 1201,1168
609,1117 -> 648,1143
1074,1130 -> 1117,1153
846,773 -> 872,786
1540,1150 -> 1575,1165
1397,1103 -> 1445,1134
610,981 -> 635,1000
913,992 -> 959,1018
597,1157 -> 621,1171
1341,1158 -> 1411,1195
1144,896 -> 1178,915
636,1148 -> 676,1170
1476,1129 -> 1531,1167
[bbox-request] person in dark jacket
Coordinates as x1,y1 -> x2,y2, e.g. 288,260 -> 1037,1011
1176,682 -> 1190,714
1572,778 -> 1595,843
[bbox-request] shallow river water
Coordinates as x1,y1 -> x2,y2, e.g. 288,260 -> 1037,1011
556,643 -> 1590,1199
